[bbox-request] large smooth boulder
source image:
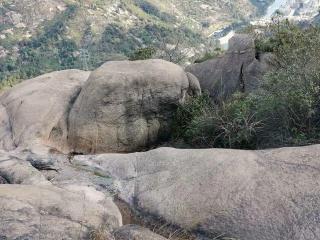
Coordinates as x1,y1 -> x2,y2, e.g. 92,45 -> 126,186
186,34 -> 272,101
0,70 -> 90,153
74,145 -> 320,240
68,59 -> 201,154
0,184 -> 122,239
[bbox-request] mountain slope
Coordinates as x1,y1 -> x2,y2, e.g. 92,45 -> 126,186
0,0 -> 269,84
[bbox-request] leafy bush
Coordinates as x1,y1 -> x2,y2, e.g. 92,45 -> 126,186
173,93 -> 261,149
129,47 -> 156,60
173,93 -> 212,140
0,75 -> 21,92
255,22 -> 320,147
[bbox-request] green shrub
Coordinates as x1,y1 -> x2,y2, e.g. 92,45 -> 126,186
0,75 -> 21,92
254,22 -> 320,147
173,93 -> 212,140
129,47 -> 156,60
173,93 -> 261,149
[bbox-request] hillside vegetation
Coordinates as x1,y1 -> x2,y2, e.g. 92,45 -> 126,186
0,0 -> 269,86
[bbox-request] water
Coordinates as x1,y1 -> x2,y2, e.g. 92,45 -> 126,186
264,0 -> 288,19
218,0 -> 288,49
219,30 -> 236,50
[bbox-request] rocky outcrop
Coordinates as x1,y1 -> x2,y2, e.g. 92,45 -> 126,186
0,69 -> 90,153
1,54 -> 319,240
0,60 -> 200,154
0,148 -> 180,240
0,149 -> 123,239
186,34 -> 273,101
0,150 -> 50,185
1,140 -> 320,239
68,59 -> 201,154
0,184 -> 122,239
74,145 -> 320,240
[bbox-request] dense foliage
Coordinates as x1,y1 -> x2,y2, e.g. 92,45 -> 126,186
174,22 -> 320,149
0,2 -> 203,90
0,4 -> 79,86
129,47 -> 156,61
174,93 -> 261,149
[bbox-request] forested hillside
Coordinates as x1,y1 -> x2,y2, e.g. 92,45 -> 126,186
0,0 -> 270,86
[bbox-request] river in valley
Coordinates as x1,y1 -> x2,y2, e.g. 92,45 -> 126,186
217,0 -> 288,49
264,0 -> 288,19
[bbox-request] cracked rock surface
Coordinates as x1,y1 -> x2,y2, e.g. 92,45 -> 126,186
74,145 -> 320,240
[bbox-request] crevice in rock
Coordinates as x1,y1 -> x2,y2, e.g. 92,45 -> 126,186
113,194 -> 230,240
0,175 -> 9,184
65,86 -> 83,143
113,196 -> 197,240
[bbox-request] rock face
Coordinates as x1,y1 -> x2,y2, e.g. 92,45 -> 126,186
0,70 -> 90,153
74,145 -> 320,240
68,59 -> 201,154
186,34 -> 272,101
0,184 -> 122,240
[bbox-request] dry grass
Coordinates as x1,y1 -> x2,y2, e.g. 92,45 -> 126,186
114,197 -> 196,240
89,226 -> 115,240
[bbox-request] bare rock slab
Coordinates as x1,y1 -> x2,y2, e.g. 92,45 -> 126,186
74,145 -> 320,240
0,70 -> 90,153
0,184 -> 122,239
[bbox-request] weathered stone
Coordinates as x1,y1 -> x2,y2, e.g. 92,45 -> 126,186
68,59 -> 201,154
74,145 -> 320,240
186,34 -> 273,101
0,70 -> 90,153
0,184 -> 122,239
0,152 -> 51,185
